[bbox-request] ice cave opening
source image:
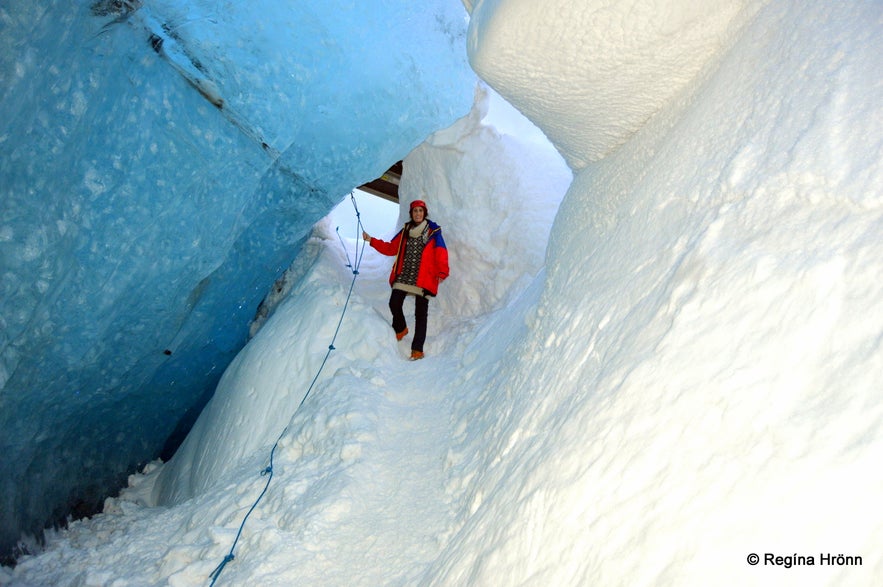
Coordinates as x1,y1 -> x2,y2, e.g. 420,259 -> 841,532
0,0 -> 476,562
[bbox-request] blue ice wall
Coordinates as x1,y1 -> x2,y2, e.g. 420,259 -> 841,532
0,0 -> 474,558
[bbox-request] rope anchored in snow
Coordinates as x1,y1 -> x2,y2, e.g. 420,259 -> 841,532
209,193 -> 366,585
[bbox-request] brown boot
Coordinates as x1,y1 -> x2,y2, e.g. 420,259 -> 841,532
396,327 -> 409,341
410,350 -> 424,361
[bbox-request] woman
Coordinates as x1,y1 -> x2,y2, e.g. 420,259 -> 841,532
362,199 -> 449,360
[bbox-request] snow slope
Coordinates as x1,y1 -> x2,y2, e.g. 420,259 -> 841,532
426,1 -> 883,585
5,0 -> 882,586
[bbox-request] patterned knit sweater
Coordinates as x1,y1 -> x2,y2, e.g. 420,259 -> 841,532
393,220 -> 429,296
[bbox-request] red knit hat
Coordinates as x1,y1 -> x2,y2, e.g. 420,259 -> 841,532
410,199 -> 428,215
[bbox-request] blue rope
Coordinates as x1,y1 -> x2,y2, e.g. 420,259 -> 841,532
335,226 -> 353,269
209,194 -> 367,585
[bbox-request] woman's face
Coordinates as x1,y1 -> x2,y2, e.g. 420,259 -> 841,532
411,206 -> 426,223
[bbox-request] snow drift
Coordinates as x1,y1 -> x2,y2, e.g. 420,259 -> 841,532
426,0 -> 883,585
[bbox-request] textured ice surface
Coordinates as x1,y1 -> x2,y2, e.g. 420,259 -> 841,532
0,0 -> 473,556
466,0 -> 761,168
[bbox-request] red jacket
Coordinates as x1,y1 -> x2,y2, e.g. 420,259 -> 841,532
369,220 -> 449,296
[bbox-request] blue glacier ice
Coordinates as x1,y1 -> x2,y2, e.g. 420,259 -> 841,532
0,0 -> 474,558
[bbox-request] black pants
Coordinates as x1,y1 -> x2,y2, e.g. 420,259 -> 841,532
389,289 -> 429,352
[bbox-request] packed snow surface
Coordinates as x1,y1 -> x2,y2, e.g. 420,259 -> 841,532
5,0 -> 883,586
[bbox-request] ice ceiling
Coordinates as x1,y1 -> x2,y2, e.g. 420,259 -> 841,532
0,0 -> 474,558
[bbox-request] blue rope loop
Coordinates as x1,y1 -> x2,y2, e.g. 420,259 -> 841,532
335,226 -> 353,269
208,193 -> 367,585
